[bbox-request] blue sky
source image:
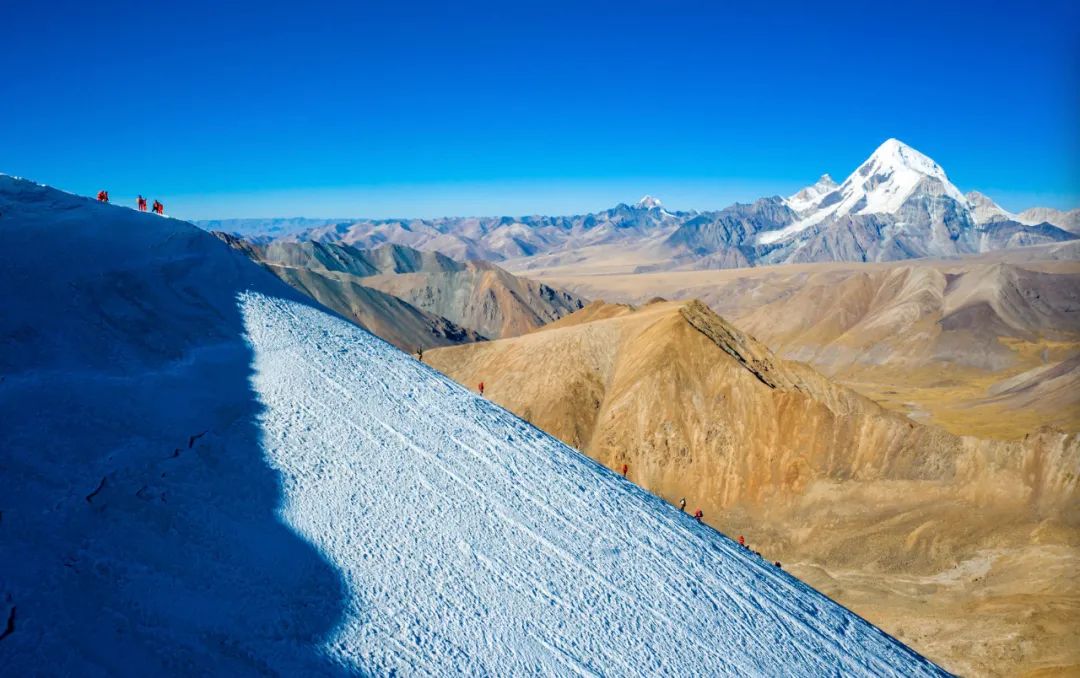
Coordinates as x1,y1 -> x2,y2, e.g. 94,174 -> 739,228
2,0 -> 1077,219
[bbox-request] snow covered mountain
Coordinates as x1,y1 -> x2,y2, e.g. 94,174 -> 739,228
222,139 -> 1075,271
1,174 -> 945,674
748,138 -> 1077,263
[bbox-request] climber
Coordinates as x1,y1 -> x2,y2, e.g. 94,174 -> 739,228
152,200 -> 164,215
774,561 -> 782,569
621,464 -> 628,478
136,195 -> 147,211
478,381 -> 484,396
678,497 -> 686,512
96,190 -> 109,203
416,347 -> 423,362
693,509 -> 703,522
738,535 -> 746,548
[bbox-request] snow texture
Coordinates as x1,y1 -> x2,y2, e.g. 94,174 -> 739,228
0,174 -> 946,676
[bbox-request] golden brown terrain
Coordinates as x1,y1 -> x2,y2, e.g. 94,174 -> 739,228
427,300 -> 1080,676
510,243 -> 1080,440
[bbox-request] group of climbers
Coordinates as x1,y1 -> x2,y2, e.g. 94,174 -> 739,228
672,494 -> 780,568
96,190 -> 164,215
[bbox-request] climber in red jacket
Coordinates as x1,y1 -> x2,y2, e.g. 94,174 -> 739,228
621,464 -> 628,478
152,200 -> 164,215
738,535 -> 746,548
693,509 -> 703,522
96,190 -> 109,203
478,381 -> 484,396
137,195 -> 147,211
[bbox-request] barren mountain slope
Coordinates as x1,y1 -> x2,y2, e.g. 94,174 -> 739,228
265,264 -> 484,349
427,300 -> 1080,676
531,247 -> 1080,438
235,239 -> 586,342
215,234 -> 482,350
358,259 -> 585,339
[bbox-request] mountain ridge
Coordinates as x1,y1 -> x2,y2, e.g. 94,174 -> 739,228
200,139 -> 1077,272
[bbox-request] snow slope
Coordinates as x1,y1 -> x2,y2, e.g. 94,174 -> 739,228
0,175 -> 945,675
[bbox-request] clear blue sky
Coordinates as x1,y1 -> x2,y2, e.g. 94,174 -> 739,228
3,0 -> 1077,219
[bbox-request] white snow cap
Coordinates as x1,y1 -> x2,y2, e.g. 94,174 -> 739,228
636,195 -> 663,209
762,138 -> 969,245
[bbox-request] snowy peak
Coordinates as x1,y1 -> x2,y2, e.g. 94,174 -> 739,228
760,138 -> 971,246
847,138 -> 968,210
636,195 -> 663,209
786,173 -> 839,214
863,139 -> 948,181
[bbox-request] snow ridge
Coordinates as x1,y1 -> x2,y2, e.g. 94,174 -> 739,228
244,292 -> 946,676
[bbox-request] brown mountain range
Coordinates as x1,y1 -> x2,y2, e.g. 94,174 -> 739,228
215,235 -> 586,350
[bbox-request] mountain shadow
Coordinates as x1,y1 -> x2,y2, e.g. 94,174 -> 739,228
0,177 -> 353,675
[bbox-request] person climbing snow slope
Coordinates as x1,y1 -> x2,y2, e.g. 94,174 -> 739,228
152,199 -> 164,215
96,190 -> 109,203
137,195 -> 147,211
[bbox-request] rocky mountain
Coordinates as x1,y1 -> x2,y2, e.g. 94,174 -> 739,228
218,237 -> 586,348
426,298 -> 1080,676
217,139 -> 1076,272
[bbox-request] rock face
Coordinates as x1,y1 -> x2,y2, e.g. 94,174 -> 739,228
217,237 -> 586,349
209,139 -> 1077,272
426,299 -> 1080,676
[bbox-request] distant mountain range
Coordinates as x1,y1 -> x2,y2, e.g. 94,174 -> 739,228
201,139 -> 1077,270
